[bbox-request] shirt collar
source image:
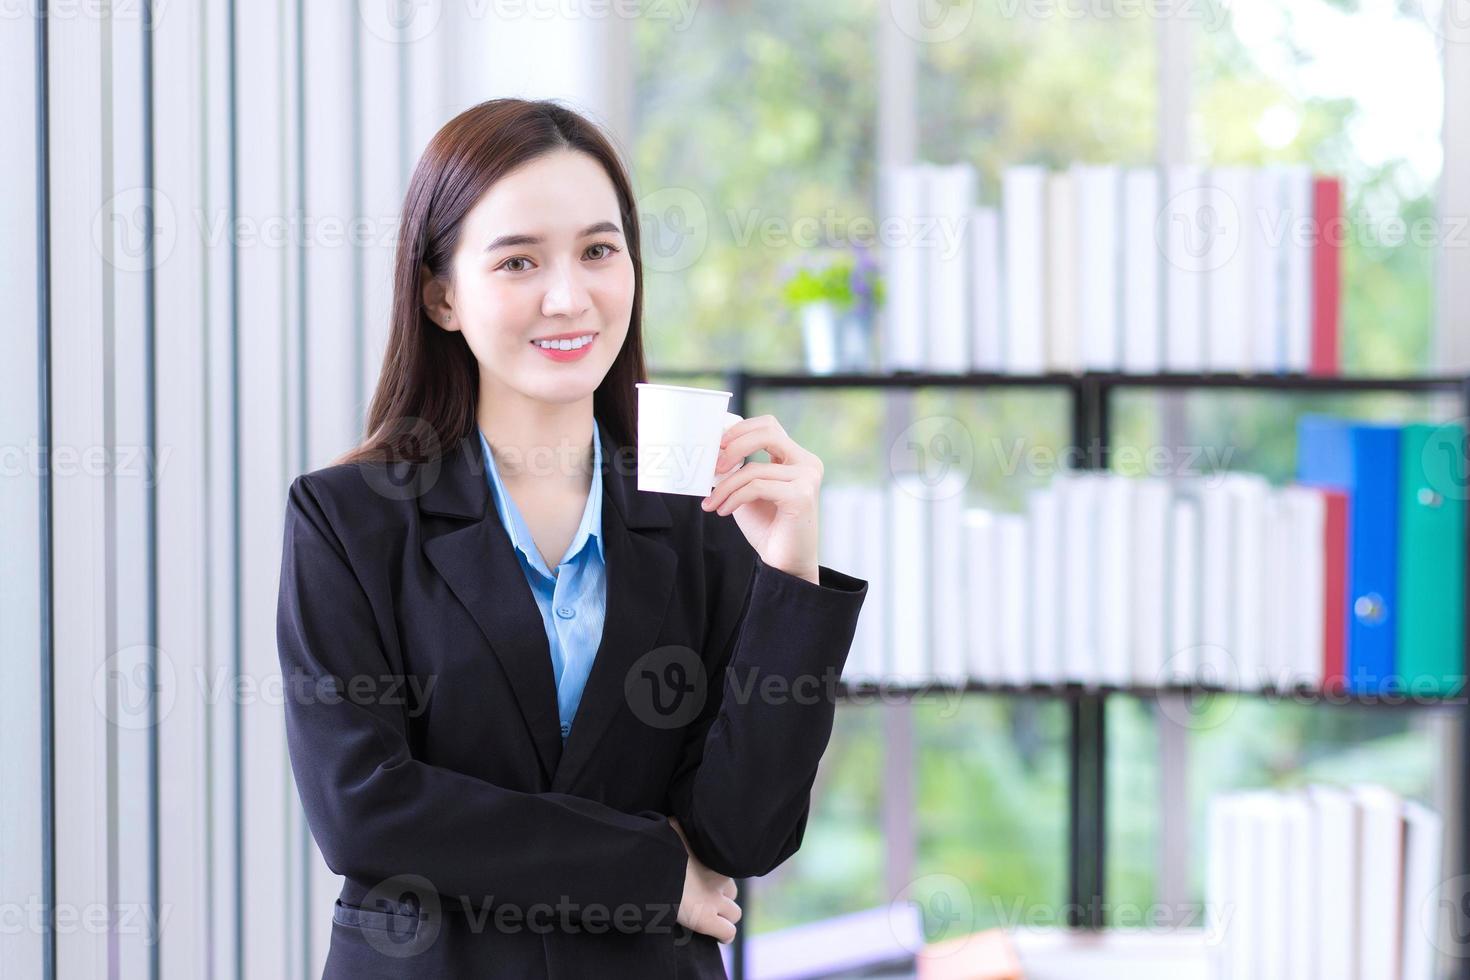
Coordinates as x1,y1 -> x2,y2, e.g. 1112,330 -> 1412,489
478,418 -> 604,575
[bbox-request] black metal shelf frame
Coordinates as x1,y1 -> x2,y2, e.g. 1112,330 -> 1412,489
648,367 -> 1470,978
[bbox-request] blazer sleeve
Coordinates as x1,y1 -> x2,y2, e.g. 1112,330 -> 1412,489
664,520 -> 868,879
276,473 -> 687,923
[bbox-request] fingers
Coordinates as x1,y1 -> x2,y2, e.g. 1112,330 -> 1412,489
701,461 -> 802,513
704,895 -> 741,944
708,476 -> 815,518
719,414 -> 813,468
720,877 -> 737,899
719,894 -> 743,926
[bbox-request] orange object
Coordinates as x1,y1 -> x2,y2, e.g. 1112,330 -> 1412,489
916,928 -> 1025,980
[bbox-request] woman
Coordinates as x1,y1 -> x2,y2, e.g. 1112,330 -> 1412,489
276,98 -> 868,978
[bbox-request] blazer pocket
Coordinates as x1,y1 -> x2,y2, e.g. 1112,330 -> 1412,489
331,898 -> 423,939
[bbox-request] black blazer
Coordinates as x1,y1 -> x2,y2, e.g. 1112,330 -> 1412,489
275,420 -> 868,979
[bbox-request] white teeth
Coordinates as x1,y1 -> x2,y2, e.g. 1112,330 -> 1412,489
533,334 -> 594,351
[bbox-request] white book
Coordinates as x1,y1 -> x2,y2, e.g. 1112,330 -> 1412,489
887,476 -> 931,684
1309,785 -> 1359,980
1250,167 -> 1285,372
929,483 -> 969,685
1261,490 -> 1293,691
1167,494 -> 1201,685
881,164 -> 928,372
1352,785 -> 1406,980
1096,475 -> 1133,686
1255,795 -> 1288,980
969,206 -> 1003,372
1131,478 -> 1172,687
1046,171 -> 1079,373
1229,793 -> 1268,980
1280,164 -> 1314,373
1281,794 -> 1316,980
1059,471 -> 1100,683
1164,165 -> 1205,372
1204,166 -> 1252,373
1002,165 -> 1048,374
1027,485 -> 1062,684
995,512 -> 1030,685
1317,787 -> 1358,980
1282,486 -> 1327,690
1121,166 -> 1163,373
1205,794 -> 1235,950
1074,163 -> 1122,371
1402,800 -> 1444,980
1225,473 -> 1270,691
926,163 -> 976,373
1195,481 -> 1236,688
963,509 -> 998,684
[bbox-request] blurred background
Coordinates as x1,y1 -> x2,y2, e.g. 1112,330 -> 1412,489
4,1 -> 1470,978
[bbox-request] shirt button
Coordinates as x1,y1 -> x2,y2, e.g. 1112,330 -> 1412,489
556,606 -> 575,619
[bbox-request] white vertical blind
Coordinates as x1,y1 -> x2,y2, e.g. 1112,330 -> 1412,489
154,0 -> 212,974
48,6 -> 111,978
0,9 -> 45,979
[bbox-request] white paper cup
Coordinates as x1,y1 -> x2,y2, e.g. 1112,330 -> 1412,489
636,382 -> 745,495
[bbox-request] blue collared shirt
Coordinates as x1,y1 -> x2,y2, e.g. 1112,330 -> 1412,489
478,420 -> 607,745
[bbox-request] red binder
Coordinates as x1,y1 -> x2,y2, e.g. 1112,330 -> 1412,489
1322,488 -> 1348,690
1310,176 -> 1342,376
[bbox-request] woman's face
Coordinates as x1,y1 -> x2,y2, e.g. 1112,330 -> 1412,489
427,148 -> 635,408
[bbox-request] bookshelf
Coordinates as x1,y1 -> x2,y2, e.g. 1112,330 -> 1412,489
652,366 -> 1470,980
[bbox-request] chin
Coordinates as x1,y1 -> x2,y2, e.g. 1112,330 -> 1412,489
520,375 -> 603,406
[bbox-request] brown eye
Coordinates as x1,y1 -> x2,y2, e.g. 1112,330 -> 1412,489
500,256 -> 532,273
586,243 -> 620,261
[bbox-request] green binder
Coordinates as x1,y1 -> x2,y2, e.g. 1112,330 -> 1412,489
1396,422 -> 1467,697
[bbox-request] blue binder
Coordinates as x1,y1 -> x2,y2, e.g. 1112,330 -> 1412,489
1297,416 -> 1402,693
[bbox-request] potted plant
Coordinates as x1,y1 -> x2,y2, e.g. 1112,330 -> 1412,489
778,244 -> 885,374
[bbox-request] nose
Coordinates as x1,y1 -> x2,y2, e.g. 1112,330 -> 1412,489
541,261 -> 593,319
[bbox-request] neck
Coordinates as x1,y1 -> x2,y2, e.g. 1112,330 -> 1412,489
476,377 -> 596,488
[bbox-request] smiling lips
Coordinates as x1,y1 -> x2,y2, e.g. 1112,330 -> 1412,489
530,332 -> 596,361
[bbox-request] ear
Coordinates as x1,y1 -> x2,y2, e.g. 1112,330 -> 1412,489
420,264 -> 458,332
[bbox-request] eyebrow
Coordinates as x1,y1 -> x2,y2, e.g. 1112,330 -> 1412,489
484,221 -> 623,253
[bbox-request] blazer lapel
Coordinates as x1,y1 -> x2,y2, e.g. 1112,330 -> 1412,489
419,430 -> 564,782
417,421 -> 680,792
551,423 -> 678,793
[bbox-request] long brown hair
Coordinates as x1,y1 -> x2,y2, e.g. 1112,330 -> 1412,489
336,98 -> 648,467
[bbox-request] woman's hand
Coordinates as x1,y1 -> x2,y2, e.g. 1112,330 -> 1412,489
699,414 -> 823,584
669,816 -> 742,943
